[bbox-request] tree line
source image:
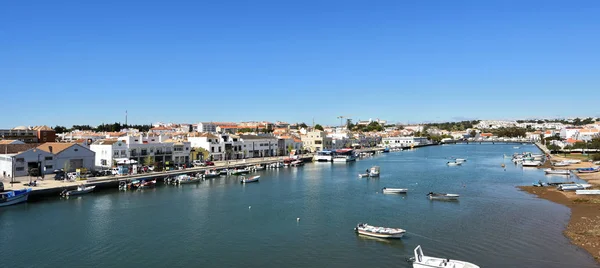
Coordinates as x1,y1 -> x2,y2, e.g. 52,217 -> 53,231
53,123 -> 153,133
517,117 -> 597,126
425,120 -> 480,131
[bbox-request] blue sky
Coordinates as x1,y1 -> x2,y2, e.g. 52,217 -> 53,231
1,0 -> 599,128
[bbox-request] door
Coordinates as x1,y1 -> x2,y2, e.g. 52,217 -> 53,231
70,159 -> 84,169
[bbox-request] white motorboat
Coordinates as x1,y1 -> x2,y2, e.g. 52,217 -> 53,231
564,159 -> 581,164
0,188 -> 31,207
455,158 -> 467,163
447,161 -> 461,166
61,185 -> 96,196
219,169 -> 229,175
411,245 -> 479,268
552,161 -> 570,167
240,175 -> 260,183
558,183 -> 592,191
382,187 -> 407,194
176,175 -> 201,184
314,150 -> 334,162
291,160 -> 304,166
522,160 -> 542,167
203,170 -> 220,179
576,190 -> 600,195
252,164 -> 266,171
354,223 -> 406,239
427,192 -> 459,200
358,173 -> 369,178
369,166 -> 380,177
544,169 -> 570,175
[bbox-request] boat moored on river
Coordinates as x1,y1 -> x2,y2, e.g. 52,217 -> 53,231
240,175 -> 260,183
382,187 -> 407,194
0,188 -> 31,207
427,192 -> 459,200
61,185 -> 96,196
410,245 -> 479,268
333,149 -> 356,163
544,169 -> 570,175
314,150 -> 334,162
354,223 -> 406,239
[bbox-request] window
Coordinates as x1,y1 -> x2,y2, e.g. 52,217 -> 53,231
74,149 -> 78,151
44,156 -> 53,161
211,147 -> 214,153
218,147 -> 222,152
16,167 -> 24,171
44,165 -> 53,170
16,158 -> 24,162
43,132 -> 47,136
113,151 -> 119,157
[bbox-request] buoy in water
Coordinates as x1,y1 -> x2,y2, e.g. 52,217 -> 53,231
248,206 -> 251,209
297,218 -> 300,222
501,163 -> 506,168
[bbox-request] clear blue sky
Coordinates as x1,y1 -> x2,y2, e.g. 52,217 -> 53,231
2,0 -> 599,128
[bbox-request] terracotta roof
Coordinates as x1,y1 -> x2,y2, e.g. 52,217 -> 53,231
32,125 -> 54,131
92,139 -> 120,145
566,138 -> 582,144
36,142 -> 76,154
0,144 -> 41,154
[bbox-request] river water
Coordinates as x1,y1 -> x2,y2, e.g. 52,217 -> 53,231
1,144 -> 598,267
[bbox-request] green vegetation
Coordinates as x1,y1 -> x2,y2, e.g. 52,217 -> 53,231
516,117 -> 596,126
314,124 -> 324,131
546,144 -> 560,151
54,123 -> 152,133
489,127 -> 526,138
425,120 -> 480,131
591,154 -> 600,161
143,156 -> 154,166
351,121 -> 383,132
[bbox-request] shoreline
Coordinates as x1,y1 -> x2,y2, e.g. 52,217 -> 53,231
520,154 -> 600,262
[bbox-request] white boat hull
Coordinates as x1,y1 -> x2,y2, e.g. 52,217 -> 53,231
576,190 -> 600,195
544,169 -> 570,175
383,188 -> 407,194
0,193 -> 29,207
66,186 -> 96,196
357,229 -> 405,239
428,193 -> 459,200
412,245 -> 480,268
178,178 -> 201,184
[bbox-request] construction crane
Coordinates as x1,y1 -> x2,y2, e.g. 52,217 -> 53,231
337,115 -> 352,128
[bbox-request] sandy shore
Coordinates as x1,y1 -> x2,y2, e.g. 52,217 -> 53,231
520,154 -> 600,262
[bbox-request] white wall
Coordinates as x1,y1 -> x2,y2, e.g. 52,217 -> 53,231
54,144 -> 96,172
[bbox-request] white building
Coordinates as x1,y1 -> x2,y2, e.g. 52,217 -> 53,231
90,134 -> 191,168
560,127 -> 582,140
0,143 -> 95,178
301,131 -> 333,152
382,136 -> 430,148
197,122 -> 217,133
239,135 -> 278,158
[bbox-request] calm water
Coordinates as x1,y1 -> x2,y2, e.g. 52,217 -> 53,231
1,144 -> 598,268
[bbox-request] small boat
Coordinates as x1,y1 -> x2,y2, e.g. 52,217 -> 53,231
137,179 -> 157,189
552,161 -> 570,167
231,168 -> 251,175
455,158 -> 467,163
291,160 -> 304,166
204,170 -> 220,179
558,183 -> 592,191
175,175 -> 201,184
410,245 -> 480,268
354,223 -> 406,239
61,185 -> 96,196
427,192 -> 459,200
269,162 -> 284,168
369,166 -> 380,177
447,162 -> 461,166
252,164 -> 266,171
576,190 -> 600,195
219,169 -> 229,175
358,173 -> 370,178
544,169 -> 570,175
240,175 -> 260,183
522,160 -> 542,167
0,188 -> 32,207
564,159 -> 582,164
577,167 -> 600,173
382,187 -> 407,194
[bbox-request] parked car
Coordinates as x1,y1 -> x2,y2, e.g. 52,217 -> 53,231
192,160 -> 205,167
205,161 -> 215,166
54,173 -> 65,180
0,181 -> 4,192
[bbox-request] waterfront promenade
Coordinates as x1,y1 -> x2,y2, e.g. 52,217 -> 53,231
1,153 -> 315,197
